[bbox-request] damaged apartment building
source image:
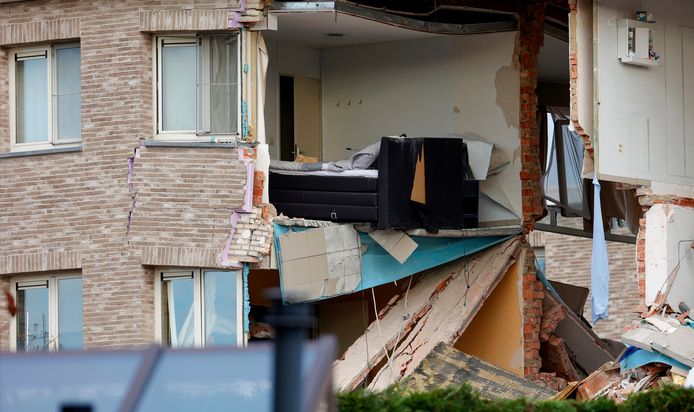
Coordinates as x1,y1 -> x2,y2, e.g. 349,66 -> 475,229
1,0 -> 693,398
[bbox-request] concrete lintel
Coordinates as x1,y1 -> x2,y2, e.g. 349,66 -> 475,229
0,145 -> 82,159
0,251 -> 82,276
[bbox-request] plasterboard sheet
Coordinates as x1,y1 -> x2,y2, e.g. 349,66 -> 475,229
278,225 -> 361,303
368,229 -> 418,264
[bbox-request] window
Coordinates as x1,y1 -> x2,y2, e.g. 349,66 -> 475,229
542,112 -> 589,218
10,44 -> 81,150
156,269 -> 243,348
11,274 -> 83,351
156,34 -> 240,139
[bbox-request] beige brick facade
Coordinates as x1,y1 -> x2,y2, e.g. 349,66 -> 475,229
531,217 -> 640,340
0,0 -> 268,350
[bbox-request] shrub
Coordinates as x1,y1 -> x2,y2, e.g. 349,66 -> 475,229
336,384 -> 694,412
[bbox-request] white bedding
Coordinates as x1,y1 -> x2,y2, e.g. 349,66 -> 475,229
269,169 -> 378,178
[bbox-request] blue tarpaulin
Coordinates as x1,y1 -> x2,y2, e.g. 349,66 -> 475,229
620,347 -> 691,375
274,223 -> 512,301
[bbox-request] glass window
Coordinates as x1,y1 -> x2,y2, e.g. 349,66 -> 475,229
161,40 -> 197,131
157,34 -> 239,137
57,277 -> 83,350
203,271 -> 238,346
159,269 -> 242,348
54,46 -> 81,142
16,54 -> 49,144
14,275 -> 82,352
161,273 -> 196,348
16,283 -> 50,352
197,35 -> 239,135
12,45 -> 81,148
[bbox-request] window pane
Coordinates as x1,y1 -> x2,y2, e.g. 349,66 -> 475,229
162,277 -> 196,347
197,35 -> 238,134
55,46 -> 81,141
16,57 -> 48,143
58,278 -> 83,350
162,43 -> 196,131
203,271 -> 238,347
16,286 -> 50,352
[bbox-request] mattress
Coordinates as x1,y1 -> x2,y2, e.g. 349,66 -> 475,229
269,169 -> 378,178
269,171 -> 379,223
269,172 -> 378,193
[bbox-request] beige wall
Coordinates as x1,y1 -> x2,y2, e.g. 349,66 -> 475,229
455,261 -> 524,376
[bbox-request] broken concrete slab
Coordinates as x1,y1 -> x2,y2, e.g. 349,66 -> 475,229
332,237 -> 523,391
621,316 -> 694,368
544,290 -> 615,375
405,343 -> 556,400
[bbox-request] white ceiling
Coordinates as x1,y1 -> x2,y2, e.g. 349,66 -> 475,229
263,11 -> 442,49
538,33 -> 570,83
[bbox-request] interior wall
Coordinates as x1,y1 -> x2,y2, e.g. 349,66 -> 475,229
318,300 -> 365,356
265,41 -> 321,160
644,204 -> 694,309
320,32 -> 521,214
596,0 -> 694,186
454,260 -> 523,375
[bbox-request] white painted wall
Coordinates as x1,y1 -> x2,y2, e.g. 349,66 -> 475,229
644,204 -> 694,308
320,32 -> 521,215
264,42 -> 321,160
596,0 -> 694,186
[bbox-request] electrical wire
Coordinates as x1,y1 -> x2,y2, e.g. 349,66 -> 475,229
371,287 -> 398,382
386,275 -> 414,385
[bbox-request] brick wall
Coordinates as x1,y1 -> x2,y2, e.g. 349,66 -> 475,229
533,217 -> 639,339
518,1 -> 546,233
0,0 -> 267,350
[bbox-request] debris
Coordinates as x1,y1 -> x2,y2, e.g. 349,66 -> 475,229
333,237 -> 522,391
621,316 -> 694,368
405,343 -> 556,400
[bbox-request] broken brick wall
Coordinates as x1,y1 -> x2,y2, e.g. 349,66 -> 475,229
520,240 -> 544,376
0,0 -> 267,350
518,1 -> 546,233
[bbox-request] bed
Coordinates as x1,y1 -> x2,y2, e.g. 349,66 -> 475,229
269,137 -> 479,231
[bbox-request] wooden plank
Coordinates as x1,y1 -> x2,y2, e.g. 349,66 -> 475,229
332,237 -> 522,391
369,238 -> 522,390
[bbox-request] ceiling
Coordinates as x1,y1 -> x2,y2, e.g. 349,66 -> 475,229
263,10 -> 443,49
538,33 -> 569,83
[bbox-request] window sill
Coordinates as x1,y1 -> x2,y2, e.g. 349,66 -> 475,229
0,145 -> 83,159
143,140 -> 239,149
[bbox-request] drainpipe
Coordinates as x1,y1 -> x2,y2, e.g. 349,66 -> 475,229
265,289 -> 313,412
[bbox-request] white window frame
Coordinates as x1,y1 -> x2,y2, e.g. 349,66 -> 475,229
9,272 -> 82,352
9,43 -> 81,152
154,33 -> 242,141
154,268 -> 245,348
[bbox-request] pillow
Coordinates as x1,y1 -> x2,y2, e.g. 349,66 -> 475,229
349,141 -> 381,170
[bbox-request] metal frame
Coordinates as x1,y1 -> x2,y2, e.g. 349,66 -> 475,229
535,207 -> 636,244
154,267 -> 245,348
154,33 -> 242,141
9,273 -> 83,352
269,1 -> 517,35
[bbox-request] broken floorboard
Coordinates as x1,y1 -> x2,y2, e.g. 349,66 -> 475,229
333,236 -> 523,391
404,343 -> 555,400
